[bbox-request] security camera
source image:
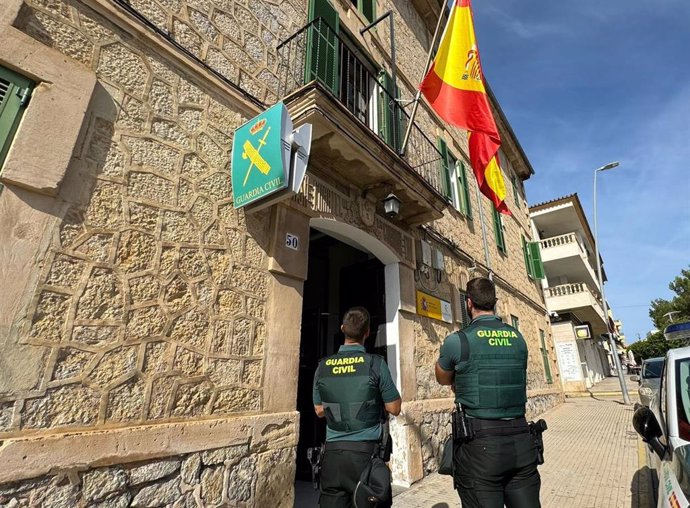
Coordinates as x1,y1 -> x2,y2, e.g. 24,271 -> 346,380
549,311 -> 559,319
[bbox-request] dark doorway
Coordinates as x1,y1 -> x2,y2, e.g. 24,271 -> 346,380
294,228 -> 386,502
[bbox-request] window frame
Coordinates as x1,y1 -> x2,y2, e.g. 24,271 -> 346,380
493,208 -> 507,254
540,329 -> 553,384
438,137 -> 473,217
0,66 -> 34,169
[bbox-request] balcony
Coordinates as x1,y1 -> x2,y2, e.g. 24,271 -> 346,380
545,283 -> 607,335
276,19 -> 448,225
539,232 -> 600,291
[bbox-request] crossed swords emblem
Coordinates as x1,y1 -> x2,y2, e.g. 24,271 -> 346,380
242,126 -> 272,186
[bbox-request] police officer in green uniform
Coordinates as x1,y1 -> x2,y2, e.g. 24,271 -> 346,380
435,277 -> 541,508
313,307 -> 402,507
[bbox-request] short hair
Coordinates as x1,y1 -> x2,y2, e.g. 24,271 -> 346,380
466,277 -> 497,311
342,307 -> 370,341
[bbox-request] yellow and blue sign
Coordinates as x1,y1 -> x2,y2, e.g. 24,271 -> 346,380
232,103 -> 292,208
416,290 -> 453,323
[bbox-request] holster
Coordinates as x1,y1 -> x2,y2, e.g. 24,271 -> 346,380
528,419 -> 547,465
452,404 -> 475,443
378,418 -> 393,462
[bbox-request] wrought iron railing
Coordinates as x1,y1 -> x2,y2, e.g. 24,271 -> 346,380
276,18 -> 446,197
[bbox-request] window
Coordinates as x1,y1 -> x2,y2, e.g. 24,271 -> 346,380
378,70 -> 404,151
458,291 -> 470,329
511,315 -> 519,330
493,208 -> 506,253
438,138 -> 472,217
307,0 -> 391,146
540,329 -> 553,384
522,236 -> 545,279
454,160 -> 472,218
511,174 -> 520,205
306,0 -> 340,95
0,66 -> 33,168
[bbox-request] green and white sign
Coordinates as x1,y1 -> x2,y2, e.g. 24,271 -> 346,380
232,102 -> 292,208
231,102 -> 312,211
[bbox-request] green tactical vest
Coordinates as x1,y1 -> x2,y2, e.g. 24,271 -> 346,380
453,316 -> 528,419
315,350 -> 384,432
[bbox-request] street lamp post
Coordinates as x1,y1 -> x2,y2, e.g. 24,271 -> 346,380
593,161 -> 631,404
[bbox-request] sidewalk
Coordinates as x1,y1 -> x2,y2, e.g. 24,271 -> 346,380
393,393 -> 654,508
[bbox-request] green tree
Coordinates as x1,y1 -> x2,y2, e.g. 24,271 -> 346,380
630,266 -> 690,363
628,330 -> 685,364
650,266 -> 690,329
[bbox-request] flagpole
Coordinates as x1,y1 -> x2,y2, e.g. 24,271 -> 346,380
399,5 -> 448,156
474,178 -> 492,273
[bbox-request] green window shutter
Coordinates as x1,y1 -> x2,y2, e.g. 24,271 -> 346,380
437,137 -> 452,201
0,67 -> 33,168
528,241 -> 545,279
459,161 -> 472,219
511,315 -> 519,331
540,329 -> 553,384
378,71 -> 404,151
360,0 -> 376,24
522,235 -> 533,278
458,291 -> 470,329
378,71 -> 393,148
306,0 -> 340,95
493,208 -> 506,253
511,174 -> 519,204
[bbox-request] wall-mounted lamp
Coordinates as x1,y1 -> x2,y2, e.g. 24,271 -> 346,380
383,193 -> 401,218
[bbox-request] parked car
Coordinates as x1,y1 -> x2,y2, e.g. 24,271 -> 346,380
633,346 -> 690,508
631,356 -> 665,406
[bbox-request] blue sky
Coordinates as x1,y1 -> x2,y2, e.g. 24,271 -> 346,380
471,0 -> 690,342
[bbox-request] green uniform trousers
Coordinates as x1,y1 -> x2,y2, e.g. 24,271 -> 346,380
319,445 -> 392,508
453,432 -> 541,508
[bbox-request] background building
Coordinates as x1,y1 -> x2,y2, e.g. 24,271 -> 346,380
0,0 -> 562,504
530,194 -> 622,392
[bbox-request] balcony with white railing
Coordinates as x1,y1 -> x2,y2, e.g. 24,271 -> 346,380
545,283 -> 607,334
539,232 -> 601,291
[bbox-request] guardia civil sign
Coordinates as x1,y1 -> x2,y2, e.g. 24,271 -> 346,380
231,103 -> 291,208
231,102 -> 312,211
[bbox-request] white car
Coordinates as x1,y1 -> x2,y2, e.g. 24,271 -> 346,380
633,346 -> 690,508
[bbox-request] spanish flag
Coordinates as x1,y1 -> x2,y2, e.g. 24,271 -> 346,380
420,0 -> 510,215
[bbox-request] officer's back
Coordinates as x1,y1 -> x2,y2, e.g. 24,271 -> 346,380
313,307 -> 401,508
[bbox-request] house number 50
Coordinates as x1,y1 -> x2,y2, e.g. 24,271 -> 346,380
285,233 -> 299,250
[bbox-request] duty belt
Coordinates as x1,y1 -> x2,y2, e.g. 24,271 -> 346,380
469,417 -> 530,437
325,440 -> 379,454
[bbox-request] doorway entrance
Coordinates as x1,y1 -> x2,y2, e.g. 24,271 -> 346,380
294,227 -> 387,503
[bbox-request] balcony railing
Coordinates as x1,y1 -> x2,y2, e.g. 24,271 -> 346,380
276,18 -> 445,196
540,233 -> 578,249
546,283 -> 602,304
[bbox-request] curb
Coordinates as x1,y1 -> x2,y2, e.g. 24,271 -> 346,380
637,437 -> 657,508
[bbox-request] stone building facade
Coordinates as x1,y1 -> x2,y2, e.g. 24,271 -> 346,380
0,0 -> 563,504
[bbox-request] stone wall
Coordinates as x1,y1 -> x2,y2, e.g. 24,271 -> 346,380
0,0 -> 282,435
0,444 -> 256,507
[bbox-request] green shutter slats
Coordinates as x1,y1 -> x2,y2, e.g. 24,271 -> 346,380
460,162 -> 472,219
493,208 -> 506,253
437,137 -> 452,200
528,241 -> 545,279
306,0 -> 340,95
0,66 -> 34,168
360,0 -> 376,24
0,78 -> 10,109
540,330 -> 553,384
522,235 -> 533,278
